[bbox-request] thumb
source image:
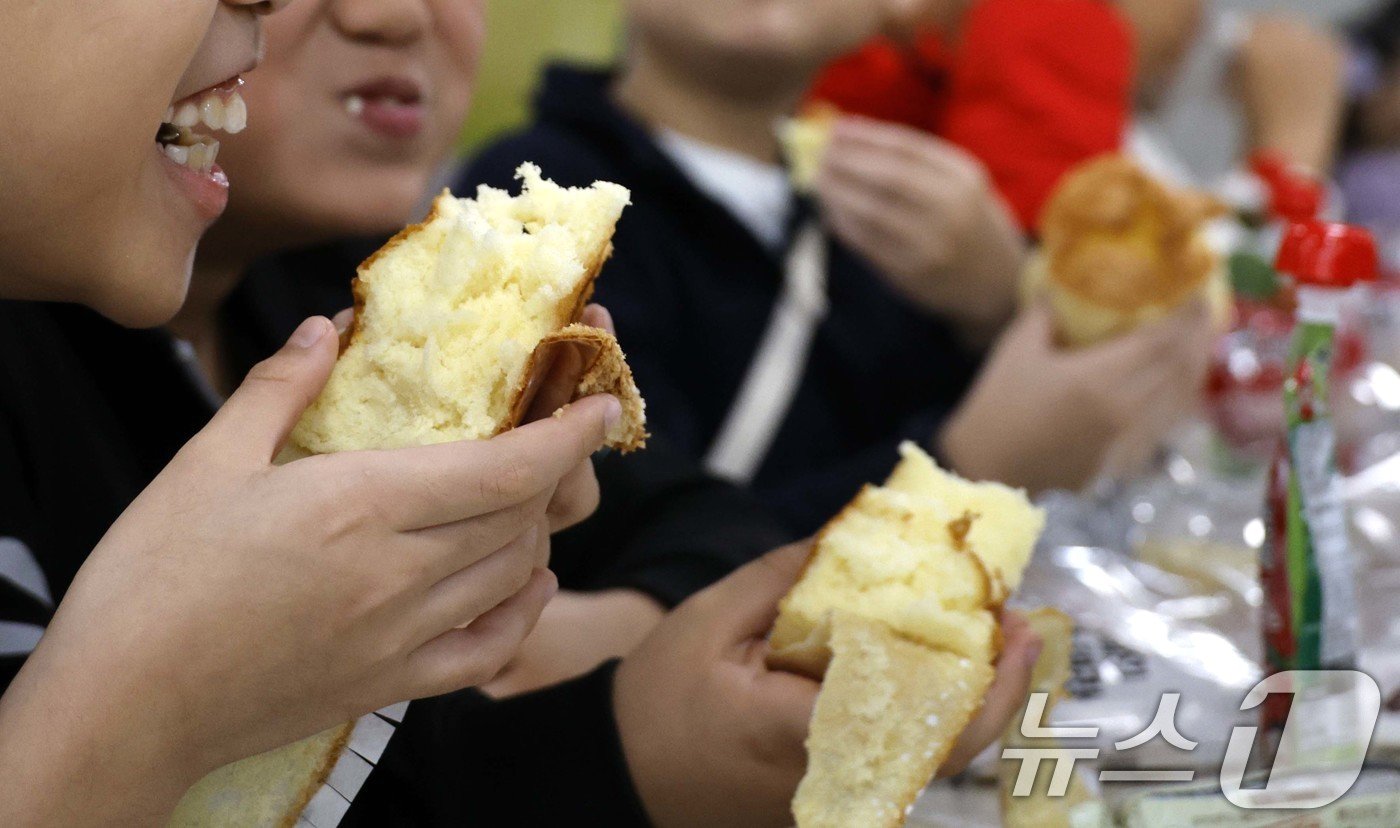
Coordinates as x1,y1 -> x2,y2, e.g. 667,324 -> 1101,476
202,316 -> 339,463
579,303 -> 615,336
700,542 -> 814,641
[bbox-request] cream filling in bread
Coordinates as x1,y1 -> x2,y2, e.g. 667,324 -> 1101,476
156,82 -> 248,174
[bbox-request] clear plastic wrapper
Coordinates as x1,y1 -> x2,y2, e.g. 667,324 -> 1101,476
945,287 -> 1399,824
1011,486 -> 1263,773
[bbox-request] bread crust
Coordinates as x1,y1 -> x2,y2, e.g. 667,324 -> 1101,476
277,721 -> 355,828
508,322 -> 648,452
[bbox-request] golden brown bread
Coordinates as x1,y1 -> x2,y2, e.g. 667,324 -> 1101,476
768,443 -> 1045,827
1026,155 -> 1230,347
290,164 -> 646,455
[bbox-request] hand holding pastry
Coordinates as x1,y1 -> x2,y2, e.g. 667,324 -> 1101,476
768,443 -> 1045,827
614,544 -> 821,828
939,300 -> 1213,492
166,166 -> 649,825
0,320 -> 620,825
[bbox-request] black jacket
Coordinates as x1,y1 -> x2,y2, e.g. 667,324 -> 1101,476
461,66 -> 982,535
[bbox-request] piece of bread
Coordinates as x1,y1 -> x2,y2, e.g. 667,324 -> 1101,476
768,442 -> 1044,827
779,103 -> 839,193
1023,155 -> 1230,347
171,164 -> 645,827
289,162 -> 646,456
794,612 -> 995,828
998,608 -> 1096,828
771,443 -> 1045,677
167,725 -> 351,828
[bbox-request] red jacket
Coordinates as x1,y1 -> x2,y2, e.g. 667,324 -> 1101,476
810,0 -> 1134,232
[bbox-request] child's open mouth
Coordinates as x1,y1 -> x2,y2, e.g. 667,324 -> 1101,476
156,77 -> 249,175
341,77 -> 426,140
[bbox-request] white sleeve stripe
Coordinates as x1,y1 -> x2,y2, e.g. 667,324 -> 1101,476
375,700 -> 409,723
345,713 -> 395,764
295,707 -> 402,828
324,748 -> 374,801
0,537 -> 52,608
299,785 -> 352,827
0,621 -> 45,657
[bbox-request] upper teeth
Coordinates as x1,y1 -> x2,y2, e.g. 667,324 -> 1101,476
225,94 -> 248,133
345,95 -> 366,117
167,89 -> 248,135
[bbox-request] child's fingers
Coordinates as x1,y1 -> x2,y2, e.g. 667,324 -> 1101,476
199,316 -> 338,463
357,394 -> 619,529
406,568 -> 559,698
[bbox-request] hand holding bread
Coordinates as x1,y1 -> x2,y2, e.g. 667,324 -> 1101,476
766,443 -> 1045,828
163,165 -> 649,825
610,539 -> 1041,828
0,321 -> 615,825
939,299 -> 1213,492
613,543 -> 821,828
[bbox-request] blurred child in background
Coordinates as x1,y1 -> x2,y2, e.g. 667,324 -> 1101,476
1341,0 -> 1400,269
814,0 -> 1348,223
1122,0 -> 1346,187
464,0 -> 1213,530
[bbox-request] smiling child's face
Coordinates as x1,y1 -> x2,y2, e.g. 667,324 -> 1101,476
0,0 -> 281,327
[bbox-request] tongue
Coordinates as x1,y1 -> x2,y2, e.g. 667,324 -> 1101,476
359,97 -> 424,139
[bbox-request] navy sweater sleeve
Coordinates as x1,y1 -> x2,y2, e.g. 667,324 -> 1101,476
754,408 -> 954,533
0,407 -> 46,695
343,661 -> 652,827
553,435 -> 792,608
